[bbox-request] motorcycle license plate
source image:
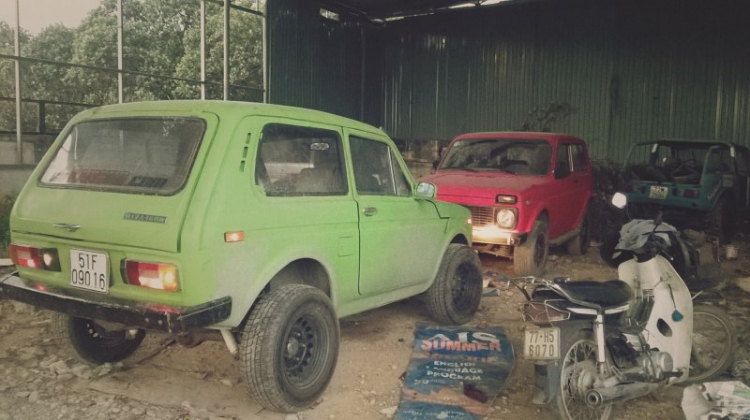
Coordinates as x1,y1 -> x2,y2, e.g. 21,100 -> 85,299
524,327 -> 560,360
648,186 -> 668,199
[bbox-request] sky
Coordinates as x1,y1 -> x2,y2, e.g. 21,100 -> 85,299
1,0 -> 101,34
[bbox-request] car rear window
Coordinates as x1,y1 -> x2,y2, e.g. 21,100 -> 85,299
40,118 -> 205,195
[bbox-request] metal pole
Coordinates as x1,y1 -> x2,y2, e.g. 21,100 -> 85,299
200,0 -> 206,100
14,0 -> 22,164
117,0 -> 124,103
223,0 -> 230,101
262,0 -> 268,103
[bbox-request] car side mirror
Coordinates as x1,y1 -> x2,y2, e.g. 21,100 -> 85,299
416,182 -> 437,199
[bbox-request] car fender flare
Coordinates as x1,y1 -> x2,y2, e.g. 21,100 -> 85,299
234,252 -> 339,328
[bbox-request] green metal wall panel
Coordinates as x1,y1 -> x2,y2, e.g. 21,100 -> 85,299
362,0 -> 750,161
267,0 -> 363,119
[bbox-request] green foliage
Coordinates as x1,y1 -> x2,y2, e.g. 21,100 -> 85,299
520,102 -> 574,132
0,0 -> 264,133
0,193 -> 16,253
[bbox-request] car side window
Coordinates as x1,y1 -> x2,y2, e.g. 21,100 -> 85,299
555,144 -> 571,179
350,136 -> 410,197
570,144 -> 587,172
705,146 -> 732,173
255,123 -> 347,196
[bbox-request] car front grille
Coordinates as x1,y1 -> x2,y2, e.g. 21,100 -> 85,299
465,206 -> 494,226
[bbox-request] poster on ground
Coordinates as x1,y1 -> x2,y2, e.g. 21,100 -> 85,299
395,322 -> 515,420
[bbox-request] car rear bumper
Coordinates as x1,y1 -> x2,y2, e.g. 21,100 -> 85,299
0,272 -> 231,334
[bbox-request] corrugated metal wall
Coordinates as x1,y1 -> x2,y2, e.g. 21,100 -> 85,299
268,0 -> 750,162
362,0 -> 750,161
267,0 -> 364,119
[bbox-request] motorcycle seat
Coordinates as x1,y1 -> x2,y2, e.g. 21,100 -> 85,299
556,280 -> 633,307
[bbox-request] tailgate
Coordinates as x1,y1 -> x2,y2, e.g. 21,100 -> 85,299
12,187 -> 188,252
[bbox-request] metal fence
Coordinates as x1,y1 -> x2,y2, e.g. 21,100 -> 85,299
2,0 -> 266,166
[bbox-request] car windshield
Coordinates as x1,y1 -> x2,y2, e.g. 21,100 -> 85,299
625,142 -> 731,184
40,117 -> 205,195
439,138 -> 551,175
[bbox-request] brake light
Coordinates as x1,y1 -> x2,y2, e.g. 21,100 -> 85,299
124,261 -> 180,292
9,244 -> 60,271
683,189 -> 699,198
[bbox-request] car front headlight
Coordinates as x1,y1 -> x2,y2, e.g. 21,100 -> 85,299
496,208 -> 516,229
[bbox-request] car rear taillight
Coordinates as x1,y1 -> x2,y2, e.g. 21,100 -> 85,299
9,244 -> 61,271
683,189 -> 699,198
123,261 -> 180,292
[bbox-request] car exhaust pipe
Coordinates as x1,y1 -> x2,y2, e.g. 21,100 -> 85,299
585,382 -> 660,407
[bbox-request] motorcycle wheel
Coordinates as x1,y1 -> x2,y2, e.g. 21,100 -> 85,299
553,331 -> 613,420
687,304 -> 737,383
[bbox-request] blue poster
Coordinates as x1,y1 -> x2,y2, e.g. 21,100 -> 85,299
395,322 -> 515,420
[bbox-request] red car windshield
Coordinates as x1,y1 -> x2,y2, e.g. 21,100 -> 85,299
439,138 -> 552,175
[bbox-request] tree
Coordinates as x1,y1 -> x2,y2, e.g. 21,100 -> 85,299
174,0 -> 263,101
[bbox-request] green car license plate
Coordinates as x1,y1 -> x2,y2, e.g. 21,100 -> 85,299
69,249 -> 109,294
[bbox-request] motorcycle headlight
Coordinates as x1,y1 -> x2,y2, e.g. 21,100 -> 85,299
496,208 -> 516,229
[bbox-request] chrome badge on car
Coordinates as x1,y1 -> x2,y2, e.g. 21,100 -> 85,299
123,212 -> 167,224
52,223 -> 81,232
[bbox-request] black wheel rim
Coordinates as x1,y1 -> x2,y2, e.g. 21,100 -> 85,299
534,234 -> 547,267
451,262 -> 478,311
283,314 -> 326,386
580,217 -> 590,253
78,319 -> 130,349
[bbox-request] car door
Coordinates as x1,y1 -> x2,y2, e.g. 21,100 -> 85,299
346,129 -> 446,296
547,142 -> 577,239
244,119 -> 360,300
567,141 -> 593,227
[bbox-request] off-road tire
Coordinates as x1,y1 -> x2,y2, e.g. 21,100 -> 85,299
706,197 -> 735,244
240,285 -> 339,413
425,244 -> 483,325
51,312 -> 146,364
566,211 -> 590,256
514,219 -> 549,276
686,304 -> 737,383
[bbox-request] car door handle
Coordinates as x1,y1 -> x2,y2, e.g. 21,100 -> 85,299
362,207 -> 378,216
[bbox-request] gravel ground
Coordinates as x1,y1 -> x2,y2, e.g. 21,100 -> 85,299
1,238 -> 749,420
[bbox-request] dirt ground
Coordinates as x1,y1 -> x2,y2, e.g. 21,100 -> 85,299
1,240 -> 749,420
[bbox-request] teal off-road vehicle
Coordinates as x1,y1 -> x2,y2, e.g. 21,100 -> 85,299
621,139 -> 750,243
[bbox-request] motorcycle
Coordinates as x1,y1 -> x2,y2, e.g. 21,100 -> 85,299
511,192 -> 736,420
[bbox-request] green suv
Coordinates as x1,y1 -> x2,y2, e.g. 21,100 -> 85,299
0,101 -> 481,412
621,139 -> 750,243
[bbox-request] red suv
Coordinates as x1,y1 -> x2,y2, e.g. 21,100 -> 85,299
420,132 -> 594,275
